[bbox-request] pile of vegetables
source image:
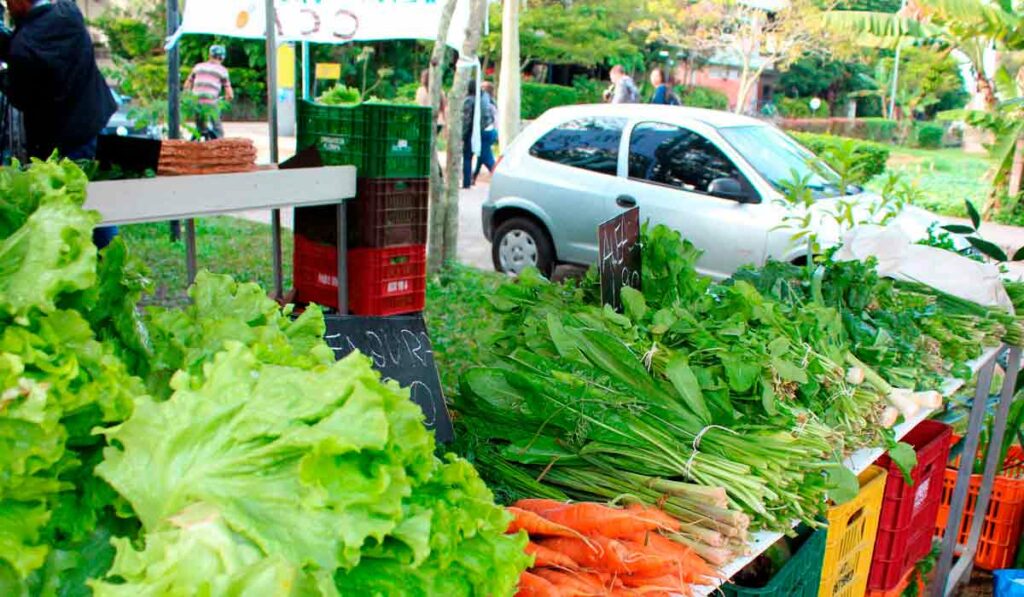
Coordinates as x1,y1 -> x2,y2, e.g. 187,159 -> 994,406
0,159 -> 530,595
508,500 -> 718,596
454,224 -> 1020,553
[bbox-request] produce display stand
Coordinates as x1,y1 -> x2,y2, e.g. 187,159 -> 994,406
84,166 -> 357,311
695,345 -> 1010,597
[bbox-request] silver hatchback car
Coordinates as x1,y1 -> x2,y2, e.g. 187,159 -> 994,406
482,104 -> 938,279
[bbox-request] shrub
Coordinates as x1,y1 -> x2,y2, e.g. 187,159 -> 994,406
858,117 -> 899,143
573,77 -> 607,104
94,16 -> 161,60
915,123 -> 944,149
778,97 -> 830,118
521,83 -> 579,119
790,132 -> 890,184
677,86 -> 729,110
395,82 -> 420,102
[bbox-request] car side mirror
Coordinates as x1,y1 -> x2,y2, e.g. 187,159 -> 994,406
708,177 -> 751,202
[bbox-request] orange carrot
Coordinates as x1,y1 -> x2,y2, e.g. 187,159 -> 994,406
514,498 -> 571,513
625,503 -> 681,533
620,573 -> 693,597
516,571 -> 560,597
538,536 -> 669,576
533,568 -> 607,596
621,534 -> 719,584
507,507 -> 589,541
540,503 -> 660,537
527,541 -> 580,569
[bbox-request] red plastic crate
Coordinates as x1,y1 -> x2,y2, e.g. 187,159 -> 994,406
351,178 -> 429,247
293,235 -> 426,316
349,245 -> 426,316
868,420 -> 953,592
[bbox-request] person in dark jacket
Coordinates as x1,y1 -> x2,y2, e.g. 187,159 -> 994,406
0,0 -> 118,246
649,68 -> 679,106
461,79 -> 495,189
0,0 -> 116,160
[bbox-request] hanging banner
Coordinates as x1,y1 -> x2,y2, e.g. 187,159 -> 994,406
173,0 -> 471,49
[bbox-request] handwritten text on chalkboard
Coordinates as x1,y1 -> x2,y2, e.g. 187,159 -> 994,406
599,207 -> 641,311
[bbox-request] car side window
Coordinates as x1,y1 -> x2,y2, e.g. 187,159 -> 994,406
628,122 -> 750,199
529,117 -> 626,176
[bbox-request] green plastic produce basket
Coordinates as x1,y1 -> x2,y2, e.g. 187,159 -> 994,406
723,526 -> 827,597
361,103 -> 432,178
296,101 -> 431,178
296,100 -> 365,169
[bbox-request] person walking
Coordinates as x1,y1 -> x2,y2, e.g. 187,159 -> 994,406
184,45 -> 233,139
473,81 -> 498,184
649,68 -> 679,105
0,0 -> 118,246
415,68 -> 447,134
603,65 -> 639,104
461,79 -> 495,189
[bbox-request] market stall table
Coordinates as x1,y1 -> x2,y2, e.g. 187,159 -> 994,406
693,344 -> 1011,597
84,166 -> 357,311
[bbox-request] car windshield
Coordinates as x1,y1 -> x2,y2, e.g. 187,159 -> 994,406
718,125 -> 845,199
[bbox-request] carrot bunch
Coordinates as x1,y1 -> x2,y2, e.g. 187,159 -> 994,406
509,499 -> 721,597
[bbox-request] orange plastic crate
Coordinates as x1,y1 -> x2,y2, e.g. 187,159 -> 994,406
934,443 -> 1024,571
866,567 -> 915,597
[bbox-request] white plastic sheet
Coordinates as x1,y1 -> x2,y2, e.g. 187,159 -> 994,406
834,225 -> 1013,311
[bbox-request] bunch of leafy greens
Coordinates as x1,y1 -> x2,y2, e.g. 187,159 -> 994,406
1,160 -> 529,596
0,159 -> 147,596
94,335 -> 528,596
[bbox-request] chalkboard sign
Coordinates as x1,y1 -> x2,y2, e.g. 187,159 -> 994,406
324,314 -> 454,442
599,207 -> 641,310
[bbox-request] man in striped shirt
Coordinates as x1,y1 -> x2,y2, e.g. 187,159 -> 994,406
184,45 -> 233,138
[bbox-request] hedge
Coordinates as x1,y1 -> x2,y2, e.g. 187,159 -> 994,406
678,86 -> 729,110
781,117 -> 955,147
790,132 -> 890,184
777,97 -> 830,118
522,83 -> 579,119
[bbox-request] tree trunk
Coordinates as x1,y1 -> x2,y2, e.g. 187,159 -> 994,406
734,63 -> 756,115
1007,136 -> 1024,200
426,0 -> 460,274
441,0 -> 487,266
497,0 -> 521,153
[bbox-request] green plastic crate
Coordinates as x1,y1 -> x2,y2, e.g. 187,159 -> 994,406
361,103 -> 432,178
296,101 -> 431,178
296,100 -> 365,169
723,526 -> 827,597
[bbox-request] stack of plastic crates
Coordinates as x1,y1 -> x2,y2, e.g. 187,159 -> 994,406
294,100 -> 432,315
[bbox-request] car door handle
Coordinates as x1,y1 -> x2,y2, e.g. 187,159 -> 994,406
616,195 -> 637,208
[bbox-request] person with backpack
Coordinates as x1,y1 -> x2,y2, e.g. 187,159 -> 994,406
604,65 -> 639,104
649,68 -> 680,106
461,79 -> 495,189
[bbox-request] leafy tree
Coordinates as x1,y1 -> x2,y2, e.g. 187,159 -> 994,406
483,0 -> 645,71
778,55 -> 875,107
635,0 -> 840,113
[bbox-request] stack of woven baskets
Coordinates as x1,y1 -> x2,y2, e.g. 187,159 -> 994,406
158,138 -> 258,176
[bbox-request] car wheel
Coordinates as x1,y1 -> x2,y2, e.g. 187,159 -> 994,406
492,217 -> 554,277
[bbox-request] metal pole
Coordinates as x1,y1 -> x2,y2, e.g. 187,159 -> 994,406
943,346 -> 1022,595
336,202 -> 348,314
888,0 -> 908,120
932,350 -> 1000,596
265,0 -> 284,298
185,219 -> 198,284
302,41 -> 312,100
166,0 -> 183,243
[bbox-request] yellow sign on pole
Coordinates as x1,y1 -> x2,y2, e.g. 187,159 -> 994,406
277,44 -> 295,89
316,63 -> 342,80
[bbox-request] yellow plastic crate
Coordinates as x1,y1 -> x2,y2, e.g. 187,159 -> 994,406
819,466 -> 888,597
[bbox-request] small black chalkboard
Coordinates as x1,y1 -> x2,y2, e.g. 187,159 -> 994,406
599,207 -> 641,311
323,314 -> 454,443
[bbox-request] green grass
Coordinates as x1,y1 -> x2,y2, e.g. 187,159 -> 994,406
869,147 -> 995,218
121,216 -> 293,307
